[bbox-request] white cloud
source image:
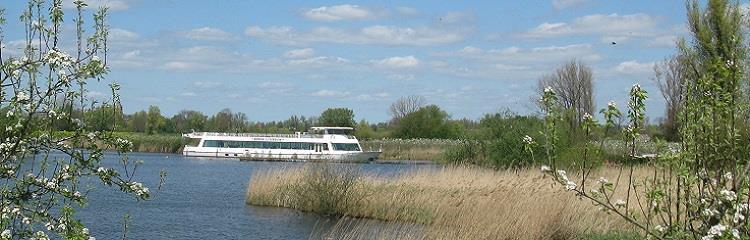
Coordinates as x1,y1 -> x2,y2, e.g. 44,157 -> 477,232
356,92 -> 390,101
523,13 -> 659,41
304,5 -> 373,21
162,61 -> 194,70
245,25 -> 467,46
193,81 -> 223,88
431,44 -> 602,80
439,12 -> 474,24
444,44 -> 601,63
372,56 -> 420,68
284,48 -> 315,58
615,60 -> 654,74
63,0 -> 130,12
387,74 -> 415,81
647,35 -> 679,48
183,27 -> 235,41
109,28 -> 139,42
287,56 -> 349,67
552,0 -> 590,10
180,92 -> 197,97
311,90 -> 351,97
395,7 -> 419,15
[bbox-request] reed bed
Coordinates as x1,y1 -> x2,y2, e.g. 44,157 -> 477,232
247,165 -> 647,239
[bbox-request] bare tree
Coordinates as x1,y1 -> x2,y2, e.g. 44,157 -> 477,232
389,95 -> 426,123
653,54 -> 688,140
537,59 -> 594,130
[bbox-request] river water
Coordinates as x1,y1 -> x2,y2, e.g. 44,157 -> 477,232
75,152 -> 429,239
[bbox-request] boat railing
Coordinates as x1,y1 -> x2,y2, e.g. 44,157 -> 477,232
185,132 -> 330,138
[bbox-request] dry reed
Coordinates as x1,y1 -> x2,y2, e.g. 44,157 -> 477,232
247,165 -> 647,239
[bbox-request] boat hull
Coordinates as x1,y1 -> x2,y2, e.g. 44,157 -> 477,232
183,147 -> 380,163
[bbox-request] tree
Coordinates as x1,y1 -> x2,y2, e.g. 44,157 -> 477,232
128,110 -> 148,132
171,110 -> 207,133
653,54 -> 688,140
85,103 -> 123,131
146,105 -> 164,134
393,105 -> 462,139
537,59 -> 594,131
318,108 -> 355,128
0,1 -> 150,239
389,95 -> 425,124
354,119 -> 375,140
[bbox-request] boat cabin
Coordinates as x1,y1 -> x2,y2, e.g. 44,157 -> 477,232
309,127 -> 354,135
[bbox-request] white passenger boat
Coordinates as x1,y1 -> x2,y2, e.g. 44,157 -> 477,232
182,127 -> 381,162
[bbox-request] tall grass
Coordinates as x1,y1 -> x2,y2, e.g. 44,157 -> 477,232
247,165 -> 642,239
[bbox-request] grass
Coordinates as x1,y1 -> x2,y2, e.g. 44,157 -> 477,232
247,164 -> 645,239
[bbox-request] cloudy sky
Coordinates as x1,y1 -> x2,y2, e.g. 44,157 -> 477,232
2,0 -> 695,122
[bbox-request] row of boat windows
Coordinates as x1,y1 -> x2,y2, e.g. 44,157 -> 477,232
201,140 -> 361,151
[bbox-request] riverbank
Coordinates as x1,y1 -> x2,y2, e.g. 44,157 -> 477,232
246,165 -> 639,239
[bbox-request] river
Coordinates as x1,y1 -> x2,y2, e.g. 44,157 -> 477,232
75,152 -> 429,239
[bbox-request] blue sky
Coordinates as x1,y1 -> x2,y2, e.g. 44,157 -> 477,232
2,0 -> 708,122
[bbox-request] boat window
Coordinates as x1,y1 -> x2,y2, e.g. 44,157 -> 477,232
326,129 -> 350,135
203,140 -> 220,147
279,142 -> 291,149
332,143 -> 360,151
226,141 -> 243,148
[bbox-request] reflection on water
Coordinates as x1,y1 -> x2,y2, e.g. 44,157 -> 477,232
75,152 -> 429,239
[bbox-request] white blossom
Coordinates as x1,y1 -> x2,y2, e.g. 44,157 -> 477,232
543,86 -> 554,94
597,177 -> 608,185
522,135 -> 534,145
720,189 -> 737,201
614,199 -> 626,208
15,91 -> 30,102
582,113 -> 593,121
1,230 -> 10,239
43,48 -> 74,67
564,181 -> 576,191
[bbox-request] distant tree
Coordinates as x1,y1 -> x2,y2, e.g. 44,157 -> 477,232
389,95 -> 425,124
85,103 -> 123,131
171,110 -> 207,133
283,115 -> 313,132
146,105 -> 164,134
393,105 -> 462,139
537,59 -> 594,130
318,108 -> 356,127
354,119 -> 375,139
207,108 -> 248,132
208,108 -> 233,132
653,54 -> 688,141
128,110 -> 148,132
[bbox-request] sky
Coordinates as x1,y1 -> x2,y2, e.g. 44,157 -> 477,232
0,0 -> 714,122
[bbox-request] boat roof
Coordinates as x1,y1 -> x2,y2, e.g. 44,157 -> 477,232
310,127 -> 353,130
